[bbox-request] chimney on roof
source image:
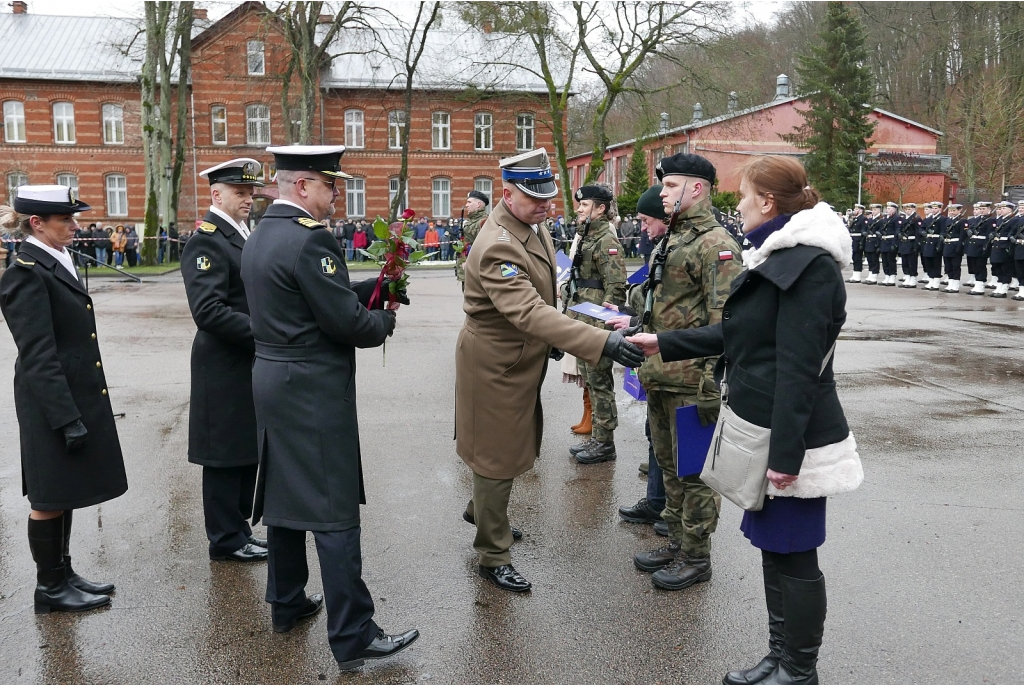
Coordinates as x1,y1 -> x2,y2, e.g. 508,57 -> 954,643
194,8 -> 208,20
319,13 -> 334,24
692,102 -> 703,123
775,74 -> 790,100
727,91 -> 738,113
659,112 -> 669,134
482,21 -> 493,34
11,1 -> 27,14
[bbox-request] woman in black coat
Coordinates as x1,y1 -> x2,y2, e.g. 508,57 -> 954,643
628,157 -> 862,685
0,186 -> 128,614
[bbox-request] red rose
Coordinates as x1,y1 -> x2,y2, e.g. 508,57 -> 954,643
401,209 -> 416,220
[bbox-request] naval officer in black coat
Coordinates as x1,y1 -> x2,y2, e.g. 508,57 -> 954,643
241,145 -> 418,671
0,185 -> 128,614
181,158 -> 267,563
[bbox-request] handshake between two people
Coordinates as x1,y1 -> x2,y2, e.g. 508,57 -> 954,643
602,302 -> 661,358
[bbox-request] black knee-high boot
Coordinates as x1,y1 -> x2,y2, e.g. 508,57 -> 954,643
63,510 -> 115,595
761,574 -> 827,685
723,556 -> 786,685
28,515 -> 110,614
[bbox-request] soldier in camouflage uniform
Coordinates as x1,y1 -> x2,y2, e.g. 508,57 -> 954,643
563,184 -> 627,464
627,154 -> 743,592
455,190 -> 489,288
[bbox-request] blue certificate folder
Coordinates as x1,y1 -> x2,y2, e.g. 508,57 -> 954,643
676,405 -> 716,477
568,302 -> 621,322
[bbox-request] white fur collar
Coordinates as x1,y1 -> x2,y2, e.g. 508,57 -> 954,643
743,202 -> 852,270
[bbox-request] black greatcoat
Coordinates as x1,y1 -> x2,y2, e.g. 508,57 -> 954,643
241,203 -> 394,532
657,245 -> 850,476
0,242 -> 128,510
180,211 -> 257,468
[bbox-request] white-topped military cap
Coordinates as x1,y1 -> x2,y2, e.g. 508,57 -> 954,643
500,148 -> 558,199
200,158 -> 265,186
266,145 -> 352,179
13,184 -> 91,215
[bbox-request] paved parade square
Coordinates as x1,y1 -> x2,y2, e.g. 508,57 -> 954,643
0,269 -> 1019,684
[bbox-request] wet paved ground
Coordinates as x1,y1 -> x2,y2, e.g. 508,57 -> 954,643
0,268 -> 1021,684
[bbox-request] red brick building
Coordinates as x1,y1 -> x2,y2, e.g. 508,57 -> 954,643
0,1 -> 563,228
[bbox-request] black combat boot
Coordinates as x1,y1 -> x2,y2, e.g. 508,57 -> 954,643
63,510 -> 115,595
651,554 -> 712,591
28,516 -> 110,614
618,498 -> 662,523
575,441 -> 616,464
760,574 -> 826,685
633,542 -> 680,572
723,557 -> 785,684
569,438 -> 596,456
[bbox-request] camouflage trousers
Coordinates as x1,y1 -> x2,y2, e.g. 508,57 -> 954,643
455,255 -> 467,282
647,388 -> 721,557
578,355 -> 617,443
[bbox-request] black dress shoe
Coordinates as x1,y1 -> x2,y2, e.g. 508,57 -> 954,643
569,438 -> 596,456
462,511 -> 522,540
272,593 -> 324,633
478,564 -> 531,592
633,542 -> 680,572
618,498 -> 663,523
338,628 -> 420,671
210,543 -> 268,562
654,520 -> 669,536
248,535 -> 268,548
575,441 -> 616,464
652,555 -> 712,590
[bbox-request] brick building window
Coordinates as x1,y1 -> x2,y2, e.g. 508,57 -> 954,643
345,177 -> 365,218
344,110 -> 363,148
247,40 -> 265,76
3,101 -> 26,143
56,173 -> 78,195
102,104 -> 124,144
389,177 -> 407,213
53,102 -> 75,144
105,174 -> 128,217
431,112 -> 450,150
516,113 -> 534,151
246,104 -> 271,145
7,172 -> 28,201
388,110 -> 405,149
474,177 -> 492,214
432,177 -> 450,218
211,105 -> 227,145
474,112 -> 492,151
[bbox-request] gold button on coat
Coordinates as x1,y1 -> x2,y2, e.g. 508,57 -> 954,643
101,389 -> 107,396
91,333 -> 97,340
86,304 -> 92,310
96,362 -> 102,368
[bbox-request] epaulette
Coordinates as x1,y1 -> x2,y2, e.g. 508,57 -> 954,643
294,217 -> 324,229
198,221 -> 217,234
14,257 -> 35,268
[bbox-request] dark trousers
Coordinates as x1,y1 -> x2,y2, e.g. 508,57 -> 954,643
644,416 -> 665,511
851,249 -> 864,272
881,251 -> 897,276
992,261 -> 1014,283
266,525 -> 378,662
921,255 -> 941,278
944,255 -> 962,279
865,250 -> 880,274
967,256 -> 987,279
1015,259 -> 1024,282
126,248 -> 138,267
203,464 -> 256,556
899,253 -> 918,276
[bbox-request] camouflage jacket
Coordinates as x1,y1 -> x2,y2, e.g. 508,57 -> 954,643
637,199 -> 743,396
463,208 -> 487,245
565,217 -> 627,327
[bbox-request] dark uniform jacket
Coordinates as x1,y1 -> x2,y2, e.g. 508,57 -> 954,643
879,214 -> 900,253
848,214 -> 869,252
965,215 -> 997,258
181,210 -> 257,468
943,216 -> 968,258
0,242 -> 128,510
896,212 -> 921,254
1011,214 -> 1024,260
920,214 -> 944,257
241,202 -> 394,532
656,245 -> 849,476
989,215 -> 1015,264
863,215 -> 883,252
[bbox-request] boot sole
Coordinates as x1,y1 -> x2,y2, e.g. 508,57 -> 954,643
618,513 -> 660,524
633,558 -> 674,573
35,596 -> 111,614
575,454 -> 616,464
652,568 -> 712,590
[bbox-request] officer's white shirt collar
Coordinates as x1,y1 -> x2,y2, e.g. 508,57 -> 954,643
272,199 -> 315,219
209,206 -> 250,239
25,235 -> 78,281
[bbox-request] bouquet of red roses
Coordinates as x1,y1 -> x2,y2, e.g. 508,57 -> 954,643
360,209 -> 430,310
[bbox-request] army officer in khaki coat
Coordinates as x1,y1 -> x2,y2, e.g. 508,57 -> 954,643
455,148 -> 644,592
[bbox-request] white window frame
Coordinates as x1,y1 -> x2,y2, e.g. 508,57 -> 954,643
53,101 -> 76,144
474,177 -> 493,214
211,105 -> 227,145
56,173 -> 79,196
246,104 -> 271,146
432,177 -> 451,218
474,112 -> 492,151
345,177 -> 365,218
105,174 -> 128,217
3,101 -> 26,143
344,109 -> 364,148
389,177 -> 408,213
516,113 -> 534,151
388,110 -> 405,149
431,111 -> 450,150
7,172 -> 28,201
247,40 -> 265,76
102,103 -> 124,145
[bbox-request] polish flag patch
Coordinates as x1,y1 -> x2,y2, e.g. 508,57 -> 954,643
719,250 -> 734,261
608,248 -> 618,255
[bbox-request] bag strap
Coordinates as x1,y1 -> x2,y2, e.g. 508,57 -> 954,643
819,340 -> 836,376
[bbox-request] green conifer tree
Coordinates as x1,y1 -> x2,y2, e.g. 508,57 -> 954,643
785,2 -> 875,209
616,143 -> 651,217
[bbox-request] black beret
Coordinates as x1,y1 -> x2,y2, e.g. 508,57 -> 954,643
574,185 -> 614,204
467,190 -> 490,205
636,185 -> 668,220
655,153 -> 716,186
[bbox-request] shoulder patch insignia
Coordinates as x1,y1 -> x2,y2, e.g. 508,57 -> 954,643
196,255 -> 211,271
296,217 -> 324,229
500,262 -> 520,278
14,257 -> 35,267
497,228 -> 511,242
320,256 -> 337,276
198,221 -> 217,233
608,247 -> 618,255
718,250 -> 734,261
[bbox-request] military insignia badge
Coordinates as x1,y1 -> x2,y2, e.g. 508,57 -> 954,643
198,221 -> 217,233
497,229 -> 511,242
608,248 -> 618,255
196,256 -> 211,271
500,262 -> 519,278
718,250 -> 733,261
320,256 -> 337,276
296,217 -> 324,229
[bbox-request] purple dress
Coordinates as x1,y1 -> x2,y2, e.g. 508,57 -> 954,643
740,495 -> 826,553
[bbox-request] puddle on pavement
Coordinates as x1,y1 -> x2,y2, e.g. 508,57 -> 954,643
927,350 -> 1024,382
840,329 -> 938,343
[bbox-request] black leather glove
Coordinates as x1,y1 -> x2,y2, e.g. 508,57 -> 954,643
383,309 -> 397,337
602,331 -> 644,368
549,348 -> 564,361
620,322 -> 642,338
62,419 -> 88,453
696,396 -> 721,427
382,278 -> 411,306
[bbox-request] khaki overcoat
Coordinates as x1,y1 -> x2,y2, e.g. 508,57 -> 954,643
456,200 -> 609,480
